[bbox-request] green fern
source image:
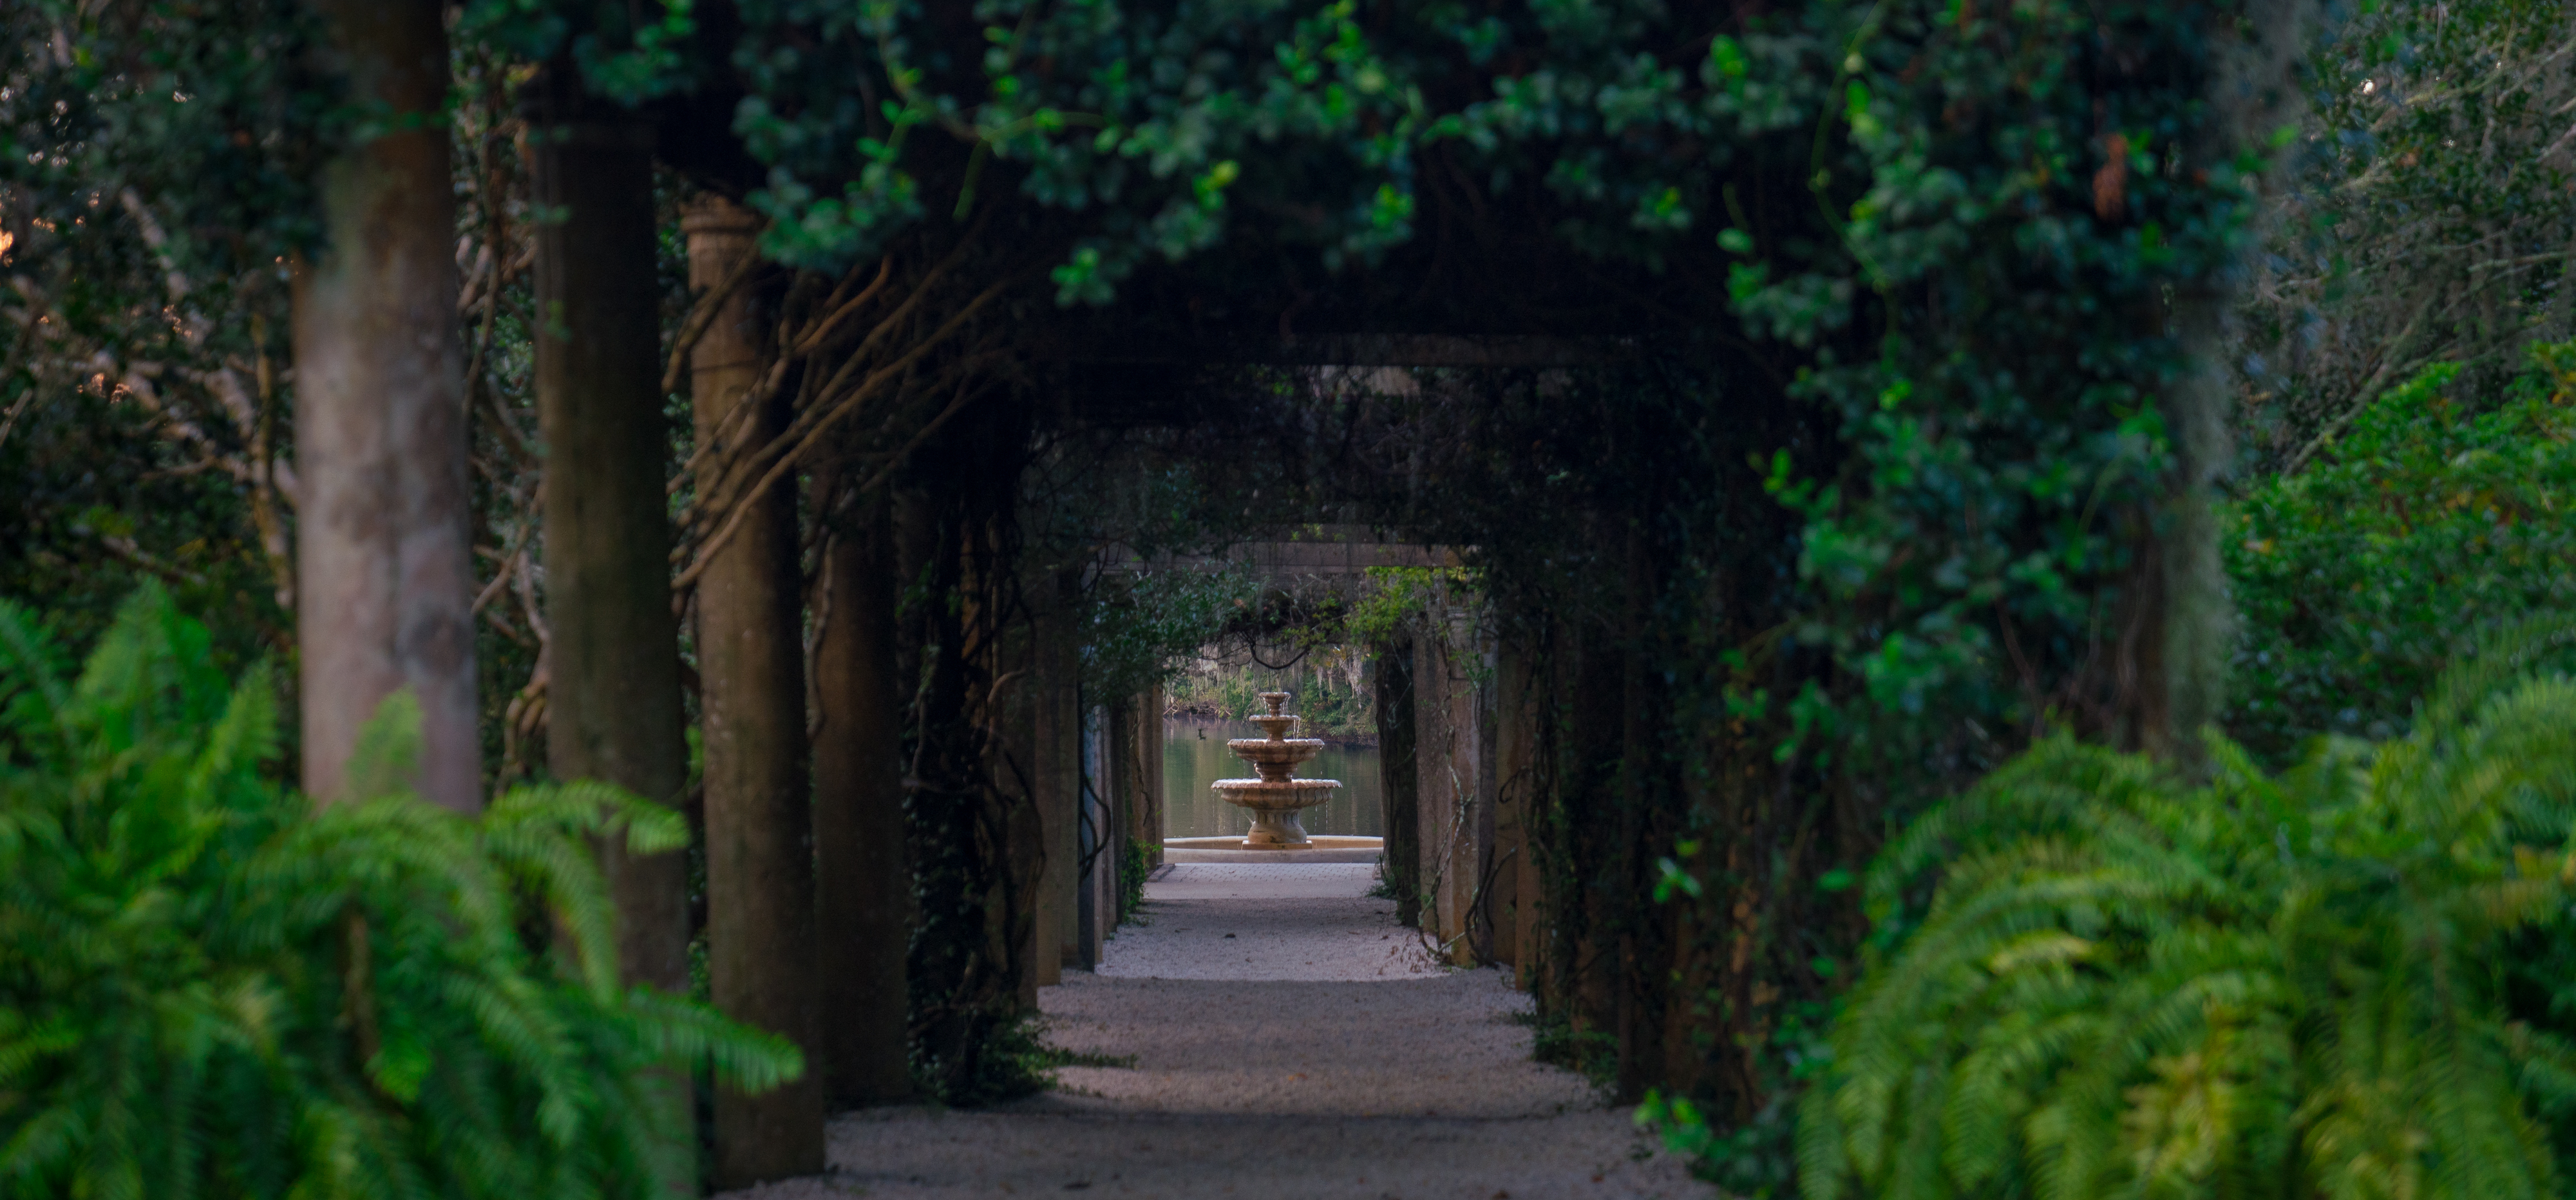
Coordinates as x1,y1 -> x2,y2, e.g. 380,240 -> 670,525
1800,619 -> 2576,1200
0,583 -> 800,1199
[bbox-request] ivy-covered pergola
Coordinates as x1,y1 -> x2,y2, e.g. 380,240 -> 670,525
2,0 -> 2301,1189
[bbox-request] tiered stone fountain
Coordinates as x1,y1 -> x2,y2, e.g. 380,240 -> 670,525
1211,691 -> 1340,848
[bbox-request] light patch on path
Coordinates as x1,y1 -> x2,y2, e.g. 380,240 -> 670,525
718,863 -> 1709,1199
1089,863 -> 1443,982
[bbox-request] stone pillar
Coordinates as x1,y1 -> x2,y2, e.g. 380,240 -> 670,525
1563,627 -> 1625,1039
1112,697 -> 1146,872
1141,684 -> 1166,865
1492,638 -> 1542,983
1029,599 -> 1078,986
526,74 -> 689,995
997,617 -> 1044,1008
811,492 -> 911,1107
1074,704 -> 1098,970
1411,633 -> 1444,948
526,78 -> 694,1187
1075,702 -> 1117,968
1374,640 -> 1421,926
1475,656 -> 1499,962
684,198 -> 826,1185
1412,605 -> 1493,966
1055,657 -> 1083,973
292,0 -> 475,811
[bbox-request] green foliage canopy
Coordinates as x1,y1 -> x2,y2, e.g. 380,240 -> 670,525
0,1 -> 319,658
731,0 -> 1423,286
1080,559 -> 1257,700
2235,0 -> 2576,463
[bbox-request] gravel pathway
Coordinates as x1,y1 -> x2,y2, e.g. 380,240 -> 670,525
717,863 -> 1707,1199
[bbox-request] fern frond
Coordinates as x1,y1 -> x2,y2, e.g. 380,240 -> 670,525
0,586 -> 797,1200
0,594 -> 75,758
341,689 -> 426,803
1806,630 -> 2576,1200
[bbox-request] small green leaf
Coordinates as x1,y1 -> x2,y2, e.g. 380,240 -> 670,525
1708,35 -> 1749,80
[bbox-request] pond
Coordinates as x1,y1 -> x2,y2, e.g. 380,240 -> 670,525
1161,717 -> 1384,839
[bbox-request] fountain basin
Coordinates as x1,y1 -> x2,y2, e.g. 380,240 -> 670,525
1164,834 -> 1382,863
1226,737 -> 1323,772
1211,777 -> 1340,848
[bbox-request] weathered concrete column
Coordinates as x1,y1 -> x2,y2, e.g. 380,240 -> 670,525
997,614 -> 1045,1008
1074,702 -> 1117,968
684,198 -> 826,1185
527,79 -> 694,1192
1111,698 -> 1144,868
293,0 -> 475,809
1027,577 -> 1085,984
527,73 -> 690,994
1492,638 -> 1542,982
1412,606 -> 1494,966
1076,704 -> 1103,969
1413,629 -> 1455,957
1135,684 -> 1166,865
1153,686 -> 1168,861
1112,691 -> 1161,870
811,491 -> 911,1107
1562,626 -> 1626,1041
1372,639 -> 1421,926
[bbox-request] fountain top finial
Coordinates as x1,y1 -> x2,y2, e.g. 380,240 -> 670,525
1250,692 -> 1296,742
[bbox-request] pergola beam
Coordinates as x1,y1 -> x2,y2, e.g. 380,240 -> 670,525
1050,333 -> 1636,368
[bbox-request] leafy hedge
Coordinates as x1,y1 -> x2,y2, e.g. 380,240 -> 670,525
2226,341 -> 2576,762
0,586 -> 797,1199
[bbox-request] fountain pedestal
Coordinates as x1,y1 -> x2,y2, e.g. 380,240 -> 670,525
1211,692 -> 1340,849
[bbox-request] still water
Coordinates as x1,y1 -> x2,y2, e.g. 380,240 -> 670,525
1162,718 -> 1385,839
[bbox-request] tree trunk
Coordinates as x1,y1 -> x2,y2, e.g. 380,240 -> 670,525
2130,0 -> 2301,759
811,485 -> 913,1107
292,0 -> 476,810
2146,283 -> 2234,765
684,197 -> 826,1185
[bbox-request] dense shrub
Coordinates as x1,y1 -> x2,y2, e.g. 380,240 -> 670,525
1795,621 -> 2576,1200
0,585 -> 798,1199
2226,341 -> 2576,762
